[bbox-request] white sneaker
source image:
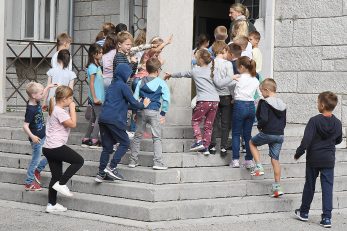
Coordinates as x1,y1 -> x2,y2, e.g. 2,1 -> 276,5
126,131 -> 135,139
153,165 -> 168,170
128,162 -> 139,168
52,182 -> 73,197
231,159 -> 240,168
45,203 -> 67,213
243,160 -> 254,169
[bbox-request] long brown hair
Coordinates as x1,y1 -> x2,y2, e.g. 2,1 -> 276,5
49,86 -> 73,116
237,56 -> 256,77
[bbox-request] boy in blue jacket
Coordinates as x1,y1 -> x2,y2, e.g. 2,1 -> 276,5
129,57 -> 170,170
294,91 -> 342,228
95,64 -> 150,183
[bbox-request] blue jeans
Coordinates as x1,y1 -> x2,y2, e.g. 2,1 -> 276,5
98,122 -> 130,173
232,101 -> 255,160
300,166 -> 334,219
251,132 -> 284,160
25,137 -> 48,184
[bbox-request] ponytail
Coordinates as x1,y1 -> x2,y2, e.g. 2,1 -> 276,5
249,59 -> 257,77
48,97 -> 54,116
210,59 -> 215,79
237,56 -> 257,77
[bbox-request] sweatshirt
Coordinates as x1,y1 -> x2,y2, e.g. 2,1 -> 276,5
213,57 -> 234,96
256,97 -> 287,135
295,114 -> 343,168
99,64 -> 145,130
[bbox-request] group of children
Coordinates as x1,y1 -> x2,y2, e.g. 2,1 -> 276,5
21,8 -> 341,227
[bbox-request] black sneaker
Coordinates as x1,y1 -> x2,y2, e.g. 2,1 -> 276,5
320,217 -> 332,228
208,145 -> 216,155
220,148 -> 227,157
294,209 -> 308,221
104,166 -> 124,180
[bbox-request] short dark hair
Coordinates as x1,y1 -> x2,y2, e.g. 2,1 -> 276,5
228,43 -> 242,58
57,49 -> 71,69
318,91 -> 338,112
146,57 -> 162,74
115,23 -> 128,34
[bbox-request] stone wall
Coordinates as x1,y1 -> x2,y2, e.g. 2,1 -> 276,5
274,0 -> 347,125
73,0 -> 121,43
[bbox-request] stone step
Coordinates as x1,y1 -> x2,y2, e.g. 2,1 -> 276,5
1,181 -> 346,221
2,151 -> 347,185
1,167 -> 347,202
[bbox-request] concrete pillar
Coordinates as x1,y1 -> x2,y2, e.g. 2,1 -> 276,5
0,0 -> 7,113
146,0 -> 194,125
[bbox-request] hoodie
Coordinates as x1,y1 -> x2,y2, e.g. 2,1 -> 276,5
133,76 -> 170,116
99,64 -> 145,130
295,114 -> 342,168
256,96 -> 287,135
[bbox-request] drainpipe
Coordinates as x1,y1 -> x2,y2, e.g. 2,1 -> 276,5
68,0 -> 74,38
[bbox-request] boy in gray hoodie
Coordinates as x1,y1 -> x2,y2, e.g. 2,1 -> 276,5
249,78 -> 287,197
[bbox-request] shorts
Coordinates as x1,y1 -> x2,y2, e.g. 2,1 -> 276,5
251,132 -> 284,160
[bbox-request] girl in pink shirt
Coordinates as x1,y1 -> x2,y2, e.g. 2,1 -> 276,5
43,86 -> 84,213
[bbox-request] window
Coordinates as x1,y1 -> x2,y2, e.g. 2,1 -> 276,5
236,0 -> 260,23
22,0 -> 56,40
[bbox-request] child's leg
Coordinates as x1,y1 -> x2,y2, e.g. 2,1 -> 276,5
90,104 -> 102,141
320,168 -> 334,219
43,148 -> 62,205
147,110 -> 164,166
242,102 -> 255,160
202,102 -> 218,148
249,140 -> 261,163
36,137 -> 48,172
130,110 -> 146,164
99,123 -> 116,173
271,159 -> 281,182
25,138 -> 45,184
129,110 -> 137,132
300,166 -> 319,214
210,106 -> 221,148
191,101 -> 208,141
84,104 -> 96,139
231,102 -> 244,160
219,96 -> 232,150
268,138 -> 284,182
109,125 -> 130,169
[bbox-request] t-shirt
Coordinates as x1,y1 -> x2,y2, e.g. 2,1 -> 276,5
51,51 -> 72,71
87,64 -> 105,103
102,49 -> 117,78
252,47 -> 263,73
24,103 -> 45,142
43,106 -> 71,149
46,67 -> 76,102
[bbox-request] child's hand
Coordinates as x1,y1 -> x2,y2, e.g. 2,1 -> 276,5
294,153 -> 300,160
42,105 -> 48,112
31,136 -> 41,144
93,98 -> 102,105
160,116 -> 166,124
152,44 -> 159,48
164,72 -> 171,80
165,34 -> 173,45
69,101 -> 76,110
48,83 -> 58,88
130,56 -> 138,63
143,98 -> 151,108
232,74 -> 240,81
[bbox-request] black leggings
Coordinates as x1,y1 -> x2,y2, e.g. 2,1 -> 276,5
43,145 -> 84,205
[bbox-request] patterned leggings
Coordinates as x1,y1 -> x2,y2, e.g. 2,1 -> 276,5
191,101 -> 219,148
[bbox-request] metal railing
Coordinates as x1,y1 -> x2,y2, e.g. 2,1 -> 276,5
6,39 -> 90,109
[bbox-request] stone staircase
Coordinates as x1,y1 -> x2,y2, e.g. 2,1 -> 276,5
0,112 -> 347,222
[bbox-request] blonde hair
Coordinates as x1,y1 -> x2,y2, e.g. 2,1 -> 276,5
196,49 -> 214,79
150,36 -> 164,45
134,29 -> 147,46
233,36 -> 249,50
49,86 -> 73,116
26,82 -> 43,97
232,19 -> 249,38
214,26 -> 228,41
117,31 -> 134,45
261,78 -> 277,93
230,3 -> 250,18
212,41 -> 228,55
56,33 -> 72,48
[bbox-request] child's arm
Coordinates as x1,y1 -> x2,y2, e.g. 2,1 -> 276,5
43,83 -> 58,99
89,74 -> 101,105
294,119 -> 315,160
164,71 -> 192,80
153,34 -> 173,53
122,85 -> 150,109
257,100 -> 269,130
62,101 -> 77,128
133,80 -> 141,100
68,80 -> 74,90
129,44 -> 156,56
336,126 -> 343,145
160,80 -> 170,122
23,123 -> 40,143
43,76 -> 53,108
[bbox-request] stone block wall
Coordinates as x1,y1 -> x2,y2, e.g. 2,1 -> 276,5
274,0 -> 347,125
73,0 -> 121,44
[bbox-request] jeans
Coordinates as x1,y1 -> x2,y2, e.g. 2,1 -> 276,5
300,166 -> 334,219
130,110 -> 163,166
25,137 -> 48,184
98,122 -> 130,172
251,132 -> 284,160
232,100 -> 255,160
43,145 -> 84,205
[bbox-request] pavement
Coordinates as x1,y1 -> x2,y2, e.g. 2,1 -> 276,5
0,199 -> 347,231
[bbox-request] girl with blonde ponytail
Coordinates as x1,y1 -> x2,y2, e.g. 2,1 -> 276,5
229,3 -> 257,35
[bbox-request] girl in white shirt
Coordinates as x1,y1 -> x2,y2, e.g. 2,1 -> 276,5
230,56 -> 261,168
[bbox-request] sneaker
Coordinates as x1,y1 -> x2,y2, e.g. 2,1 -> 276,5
190,141 -> 205,152
208,145 -> 216,155
294,209 -> 309,221
231,159 -> 240,168
271,183 -> 284,198
46,203 -> 67,213
81,139 -> 91,147
52,182 -> 73,197
34,169 -> 42,184
153,164 -> 168,170
127,131 -> 135,139
198,147 -> 210,155
89,140 -> 102,149
220,148 -> 227,157
24,182 -> 42,191
320,217 -> 332,228
104,166 -> 124,180
251,164 -> 265,176
128,161 -> 139,168
95,172 -> 106,183
243,160 -> 254,169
